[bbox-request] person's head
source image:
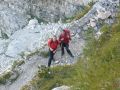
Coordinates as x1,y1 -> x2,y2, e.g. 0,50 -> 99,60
52,35 -> 57,41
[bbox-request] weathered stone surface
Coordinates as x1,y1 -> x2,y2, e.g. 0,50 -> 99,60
0,0 -> 29,37
52,86 -> 70,90
0,55 -> 15,74
0,39 -> 8,54
29,0 -> 97,22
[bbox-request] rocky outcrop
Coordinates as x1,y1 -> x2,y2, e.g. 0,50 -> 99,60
28,0 -> 97,22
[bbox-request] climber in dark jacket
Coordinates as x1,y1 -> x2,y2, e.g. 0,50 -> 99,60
48,35 -> 59,67
59,29 -> 74,58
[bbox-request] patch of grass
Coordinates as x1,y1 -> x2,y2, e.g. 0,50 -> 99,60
0,60 -> 25,85
25,50 -> 49,59
20,50 -> 40,59
12,60 -> 25,70
39,51 -> 49,58
63,5 -> 91,23
82,27 -> 95,40
1,31 -> 9,39
21,85 -> 31,90
0,71 -> 12,84
73,5 -> 91,21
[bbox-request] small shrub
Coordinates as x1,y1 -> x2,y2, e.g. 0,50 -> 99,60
63,5 -> 92,23
0,71 -> 12,84
1,31 -> 9,39
39,51 -> 49,58
21,85 -> 31,90
12,60 -> 25,70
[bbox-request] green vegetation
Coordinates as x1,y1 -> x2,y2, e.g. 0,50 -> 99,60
39,51 -> 49,58
63,5 -> 91,23
73,5 -> 91,21
23,49 -> 49,59
19,47 -> 49,60
0,71 -> 12,84
12,60 -> 25,70
0,60 -> 25,85
82,27 -> 95,40
1,31 -> 9,39
21,85 -> 31,90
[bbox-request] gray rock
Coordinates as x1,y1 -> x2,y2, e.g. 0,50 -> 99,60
0,55 -> 15,74
52,86 -> 70,90
0,39 -> 8,54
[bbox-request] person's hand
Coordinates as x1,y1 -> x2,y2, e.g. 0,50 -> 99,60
50,48 -> 53,51
61,38 -> 64,41
53,50 -> 56,53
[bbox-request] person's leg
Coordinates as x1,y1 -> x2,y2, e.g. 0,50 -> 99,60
48,50 -> 54,67
65,43 -> 74,57
61,42 -> 65,56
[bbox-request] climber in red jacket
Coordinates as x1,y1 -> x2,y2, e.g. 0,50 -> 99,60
59,29 -> 74,58
48,35 -> 59,67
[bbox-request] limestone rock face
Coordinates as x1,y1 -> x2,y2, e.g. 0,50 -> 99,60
29,0 -> 93,22
0,55 -> 14,74
0,0 -> 29,37
0,0 -> 94,37
0,39 -> 8,54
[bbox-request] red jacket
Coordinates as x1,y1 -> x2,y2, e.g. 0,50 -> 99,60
59,29 -> 71,44
48,39 -> 59,51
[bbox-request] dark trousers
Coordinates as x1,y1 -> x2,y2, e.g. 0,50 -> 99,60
48,50 -> 55,67
61,42 -> 74,57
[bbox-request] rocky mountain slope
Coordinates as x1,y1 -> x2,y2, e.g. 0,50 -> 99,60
0,0 -> 98,74
0,0 -> 119,90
